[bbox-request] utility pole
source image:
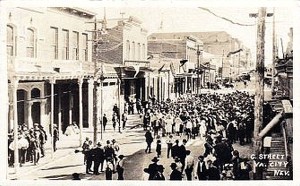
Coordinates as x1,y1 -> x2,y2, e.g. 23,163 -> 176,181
221,50 -> 224,80
92,18 -> 99,145
253,7 -> 266,156
238,49 -> 241,75
197,45 -> 200,95
271,8 -> 276,93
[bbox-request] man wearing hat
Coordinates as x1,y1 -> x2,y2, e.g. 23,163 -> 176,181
85,140 -> 93,174
92,142 -> 105,175
147,157 -> 160,180
38,124 -> 47,158
194,155 -> 207,180
145,130 -> 153,153
206,160 -> 220,180
170,163 -> 182,180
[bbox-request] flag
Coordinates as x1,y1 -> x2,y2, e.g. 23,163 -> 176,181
133,64 -> 140,78
147,54 -> 154,60
158,64 -> 165,72
227,49 -> 243,57
180,59 -> 188,67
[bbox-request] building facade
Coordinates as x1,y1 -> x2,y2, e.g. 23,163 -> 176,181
149,32 -> 252,80
7,7 -> 96,136
148,33 -> 204,97
96,16 -> 149,115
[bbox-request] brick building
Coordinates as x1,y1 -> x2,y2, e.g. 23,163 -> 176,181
96,16 -> 150,114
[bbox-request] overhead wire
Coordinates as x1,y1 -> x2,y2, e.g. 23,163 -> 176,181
198,7 -> 255,27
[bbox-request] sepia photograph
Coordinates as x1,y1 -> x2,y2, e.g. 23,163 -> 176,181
1,2 -> 295,182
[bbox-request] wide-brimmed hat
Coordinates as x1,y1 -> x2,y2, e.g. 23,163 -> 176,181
198,155 -> 204,160
170,163 -> 177,168
151,157 -> 159,162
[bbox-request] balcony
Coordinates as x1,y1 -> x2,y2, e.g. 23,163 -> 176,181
7,56 -> 94,76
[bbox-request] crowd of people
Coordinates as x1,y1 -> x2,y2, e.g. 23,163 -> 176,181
8,123 -> 58,167
8,90 -> 276,180
141,91 -> 255,180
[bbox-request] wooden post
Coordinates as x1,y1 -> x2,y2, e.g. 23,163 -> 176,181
50,78 -> 55,159
271,8 -> 276,93
78,78 -> 83,146
93,18 -> 98,145
253,7 -> 266,155
197,45 -> 200,95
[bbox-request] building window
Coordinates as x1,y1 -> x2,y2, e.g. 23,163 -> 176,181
142,44 -> 145,60
62,29 -> 69,60
137,43 -> 141,60
72,31 -> 79,60
82,33 -> 88,61
50,27 -> 58,59
26,28 -> 35,58
7,25 -> 15,56
126,40 -> 130,60
131,41 -> 135,60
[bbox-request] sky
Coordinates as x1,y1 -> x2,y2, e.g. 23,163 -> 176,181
90,6 -> 294,64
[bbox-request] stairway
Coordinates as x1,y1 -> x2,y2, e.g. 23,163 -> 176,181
264,133 -> 290,180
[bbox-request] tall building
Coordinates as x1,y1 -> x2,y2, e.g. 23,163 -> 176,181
96,16 -> 150,114
6,7 -> 96,135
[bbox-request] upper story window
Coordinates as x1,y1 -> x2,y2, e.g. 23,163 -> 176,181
50,27 -> 58,59
26,28 -> 36,58
72,31 -> 79,60
126,40 -> 130,60
62,29 -> 69,60
82,33 -> 88,61
7,25 -> 15,56
131,41 -> 135,60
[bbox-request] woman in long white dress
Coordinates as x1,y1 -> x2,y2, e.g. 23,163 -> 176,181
174,116 -> 182,136
199,120 -> 207,139
165,114 -> 173,135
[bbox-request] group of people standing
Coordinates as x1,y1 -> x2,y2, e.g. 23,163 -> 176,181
80,138 -> 125,180
8,123 -> 58,167
143,137 -> 252,181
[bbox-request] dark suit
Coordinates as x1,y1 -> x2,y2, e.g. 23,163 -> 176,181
148,163 -> 159,180
207,166 -> 220,180
92,147 -> 105,174
171,144 -> 180,159
85,149 -> 93,174
196,161 -> 207,180
170,169 -> 182,180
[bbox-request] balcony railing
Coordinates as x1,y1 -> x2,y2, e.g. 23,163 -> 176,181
7,56 -> 94,75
